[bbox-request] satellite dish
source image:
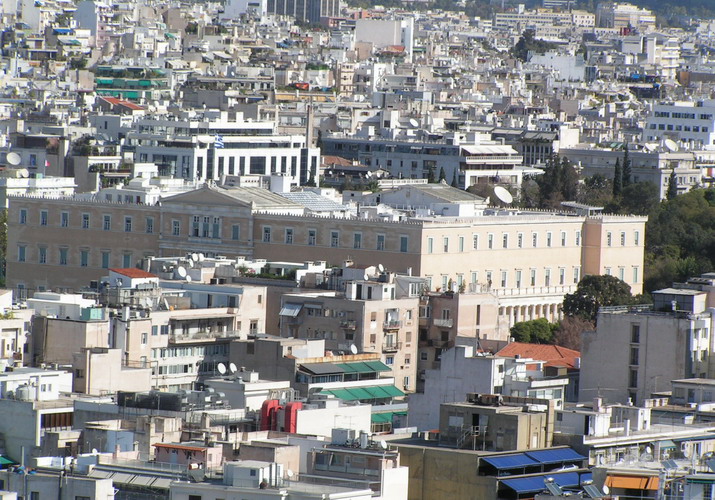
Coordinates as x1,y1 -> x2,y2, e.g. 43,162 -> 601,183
229,362 -> 238,373
185,275 -> 192,283
350,344 -> 358,355
603,485 -> 610,495
377,264 -> 384,273
116,278 -> 123,287
217,363 -> 227,375
18,168 -> 29,178
286,469 -> 294,478
409,118 -> 419,127
91,448 -> 99,455
646,446 -> 652,454
363,273 -> 369,280
198,253 -> 205,262
493,186 -> 513,205
176,266 -> 187,278
6,152 -> 20,165
379,440 -> 388,450
191,253 -> 199,262
664,139 -> 678,152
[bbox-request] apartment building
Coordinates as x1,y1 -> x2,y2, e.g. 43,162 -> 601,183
7,186 -> 646,319
125,110 -> 320,185
278,277 -> 419,392
644,101 -> 715,147
596,2 -> 656,30
580,274 -> 715,406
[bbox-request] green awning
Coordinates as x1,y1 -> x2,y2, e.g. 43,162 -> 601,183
660,440 -> 676,448
320,385 -> 404,401
165,32 -> 176,39
371,411 -> 407,423
335,361 -> 390,374
0,456 -> 15,465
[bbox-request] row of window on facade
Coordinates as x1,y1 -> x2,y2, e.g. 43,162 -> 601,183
19,209 -> 156,233
17,245 -> 141,268
262,226 -> 410,252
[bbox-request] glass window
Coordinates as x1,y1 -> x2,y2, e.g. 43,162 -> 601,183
400,235 -> 408,253
59,248 -> 68,266
532,232 -> 537,247
263,227 -> 271,243
620,232 -> 626,246
634,231 -> 640,246
18,245 -> 25,262
286,228 -> 294,244
502,233 -> 508,248
172,220 -> 180,236
488,233 -> 494,249
40,210 -> 47,226
38,246 -> 47,264
546,232 -> 552,247
82,213 -> 90,229
101,251 -> 110,269
561,231 -> 566,246
427,237 -> 433,253
517,233 -> 523,248
353,232 -> 361,249
103,215 -> 111,231
19,209 -> 27,224
123,253 -> 132,268
61,212 -> 69,227
631,324 -> 640,343
607,232 -> 612,246
473,234 -> 479,249
146,217 -> 154,234
331,231 -> 339,247
443,237 -> 449,252
459,236 -> 464,252
544,268 -> 551,286
308,229 -> 316,246
232,225 -> 240,240
575,231 -> 581,246
124,217 -> 132,232
633,266 -> 639,283
80,250 -> 89,267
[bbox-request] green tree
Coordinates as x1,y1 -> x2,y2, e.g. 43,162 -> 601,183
667,170 -> 678,200
563,275 -> 634,321
618,182 -> 660,215
427,166 -> 436,183
561,156 -> 579,201
612,158 -> 622,196
438,167 -> 447,182
451,170 -> 459,188
509,318 -> 557,344
511,29 -> 558,62
622,146 -> 632,186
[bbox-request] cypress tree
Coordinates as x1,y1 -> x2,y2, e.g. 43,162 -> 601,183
622,146 -> 632,186
438,167 -> 447,182
613,158 -> 622,196
667,170 -> 678,200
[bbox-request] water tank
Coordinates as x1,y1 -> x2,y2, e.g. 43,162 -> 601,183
15,385 -> 31,401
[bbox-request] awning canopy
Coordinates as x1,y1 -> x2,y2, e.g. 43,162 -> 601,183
320,385 -> 404,401
300,363 -> 343,375
0,456 -> 15,466
525,448 -> 587,464
335,361 -> 391,374
606,475 -> 660,491
482,454 -> 539,470
501,471 -> 584,494
371,411 -> 407,423
659,439 -> 677,448
279,303 -> 302,317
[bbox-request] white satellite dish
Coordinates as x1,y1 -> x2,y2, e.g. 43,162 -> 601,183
217,363 -> 227,375
664,139 -> 678,152
409,118 -> 419,127
377,264 -> 384,273
191,253 -> 199,262
493,186 -> 513,205
185,275 -> 192,283
6,152 -> 20,166
229,362 -> 238,374
349,344 -> 358,355
363,273 -> 369,280
198,253 -> 205,262
18,168 -> 29,178
286,469 -> 294,478
91,448 -> 99,455
176,266 -> 187,278
603,485 -> 610,495
645,446 -> 652,454
379,440 -> 388,450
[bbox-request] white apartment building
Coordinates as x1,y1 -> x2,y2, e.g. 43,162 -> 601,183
126,110 -> 320,186
644,101 -> 715,147
581,274 -> 715,406
596,2 -> 656,30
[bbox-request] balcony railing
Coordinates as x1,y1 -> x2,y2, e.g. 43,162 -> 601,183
383,320 -> 402,330
340,319 -> 357,330
382,342 -> 401,353
433,318 -> 453,328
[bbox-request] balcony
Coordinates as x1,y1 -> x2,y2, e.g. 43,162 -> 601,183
383,320 -> 402,330
382,342 -> 401,353
433,318 -> 453,328
340,319 -> 357,330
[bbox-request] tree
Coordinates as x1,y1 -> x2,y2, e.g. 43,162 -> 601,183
667,170 -> 678,200
618,182 -> 660,215
451,170 -> 459,188
509,318 -> 557,344
612,158 -> 622,196
438,167 -> 447,182
553,316 -> 594,351
563,275 -> 634,321
561,156 -> 579,201
622,146 -> 632,187
427,166 -> 436,183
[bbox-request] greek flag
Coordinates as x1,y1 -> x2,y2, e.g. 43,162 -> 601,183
214,134 -> 224,148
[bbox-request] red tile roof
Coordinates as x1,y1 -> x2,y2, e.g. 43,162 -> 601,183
100,96 -> 144,111
109,268 -> 158,278
496,342 -> 580,369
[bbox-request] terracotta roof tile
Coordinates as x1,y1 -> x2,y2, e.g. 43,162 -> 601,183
109,268 -> 158,278
496,342 -> 580,369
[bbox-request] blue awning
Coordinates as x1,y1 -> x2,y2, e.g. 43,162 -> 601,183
501,471 -> 583,494
482,454 -> 539,469
525,448 -> 587,464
